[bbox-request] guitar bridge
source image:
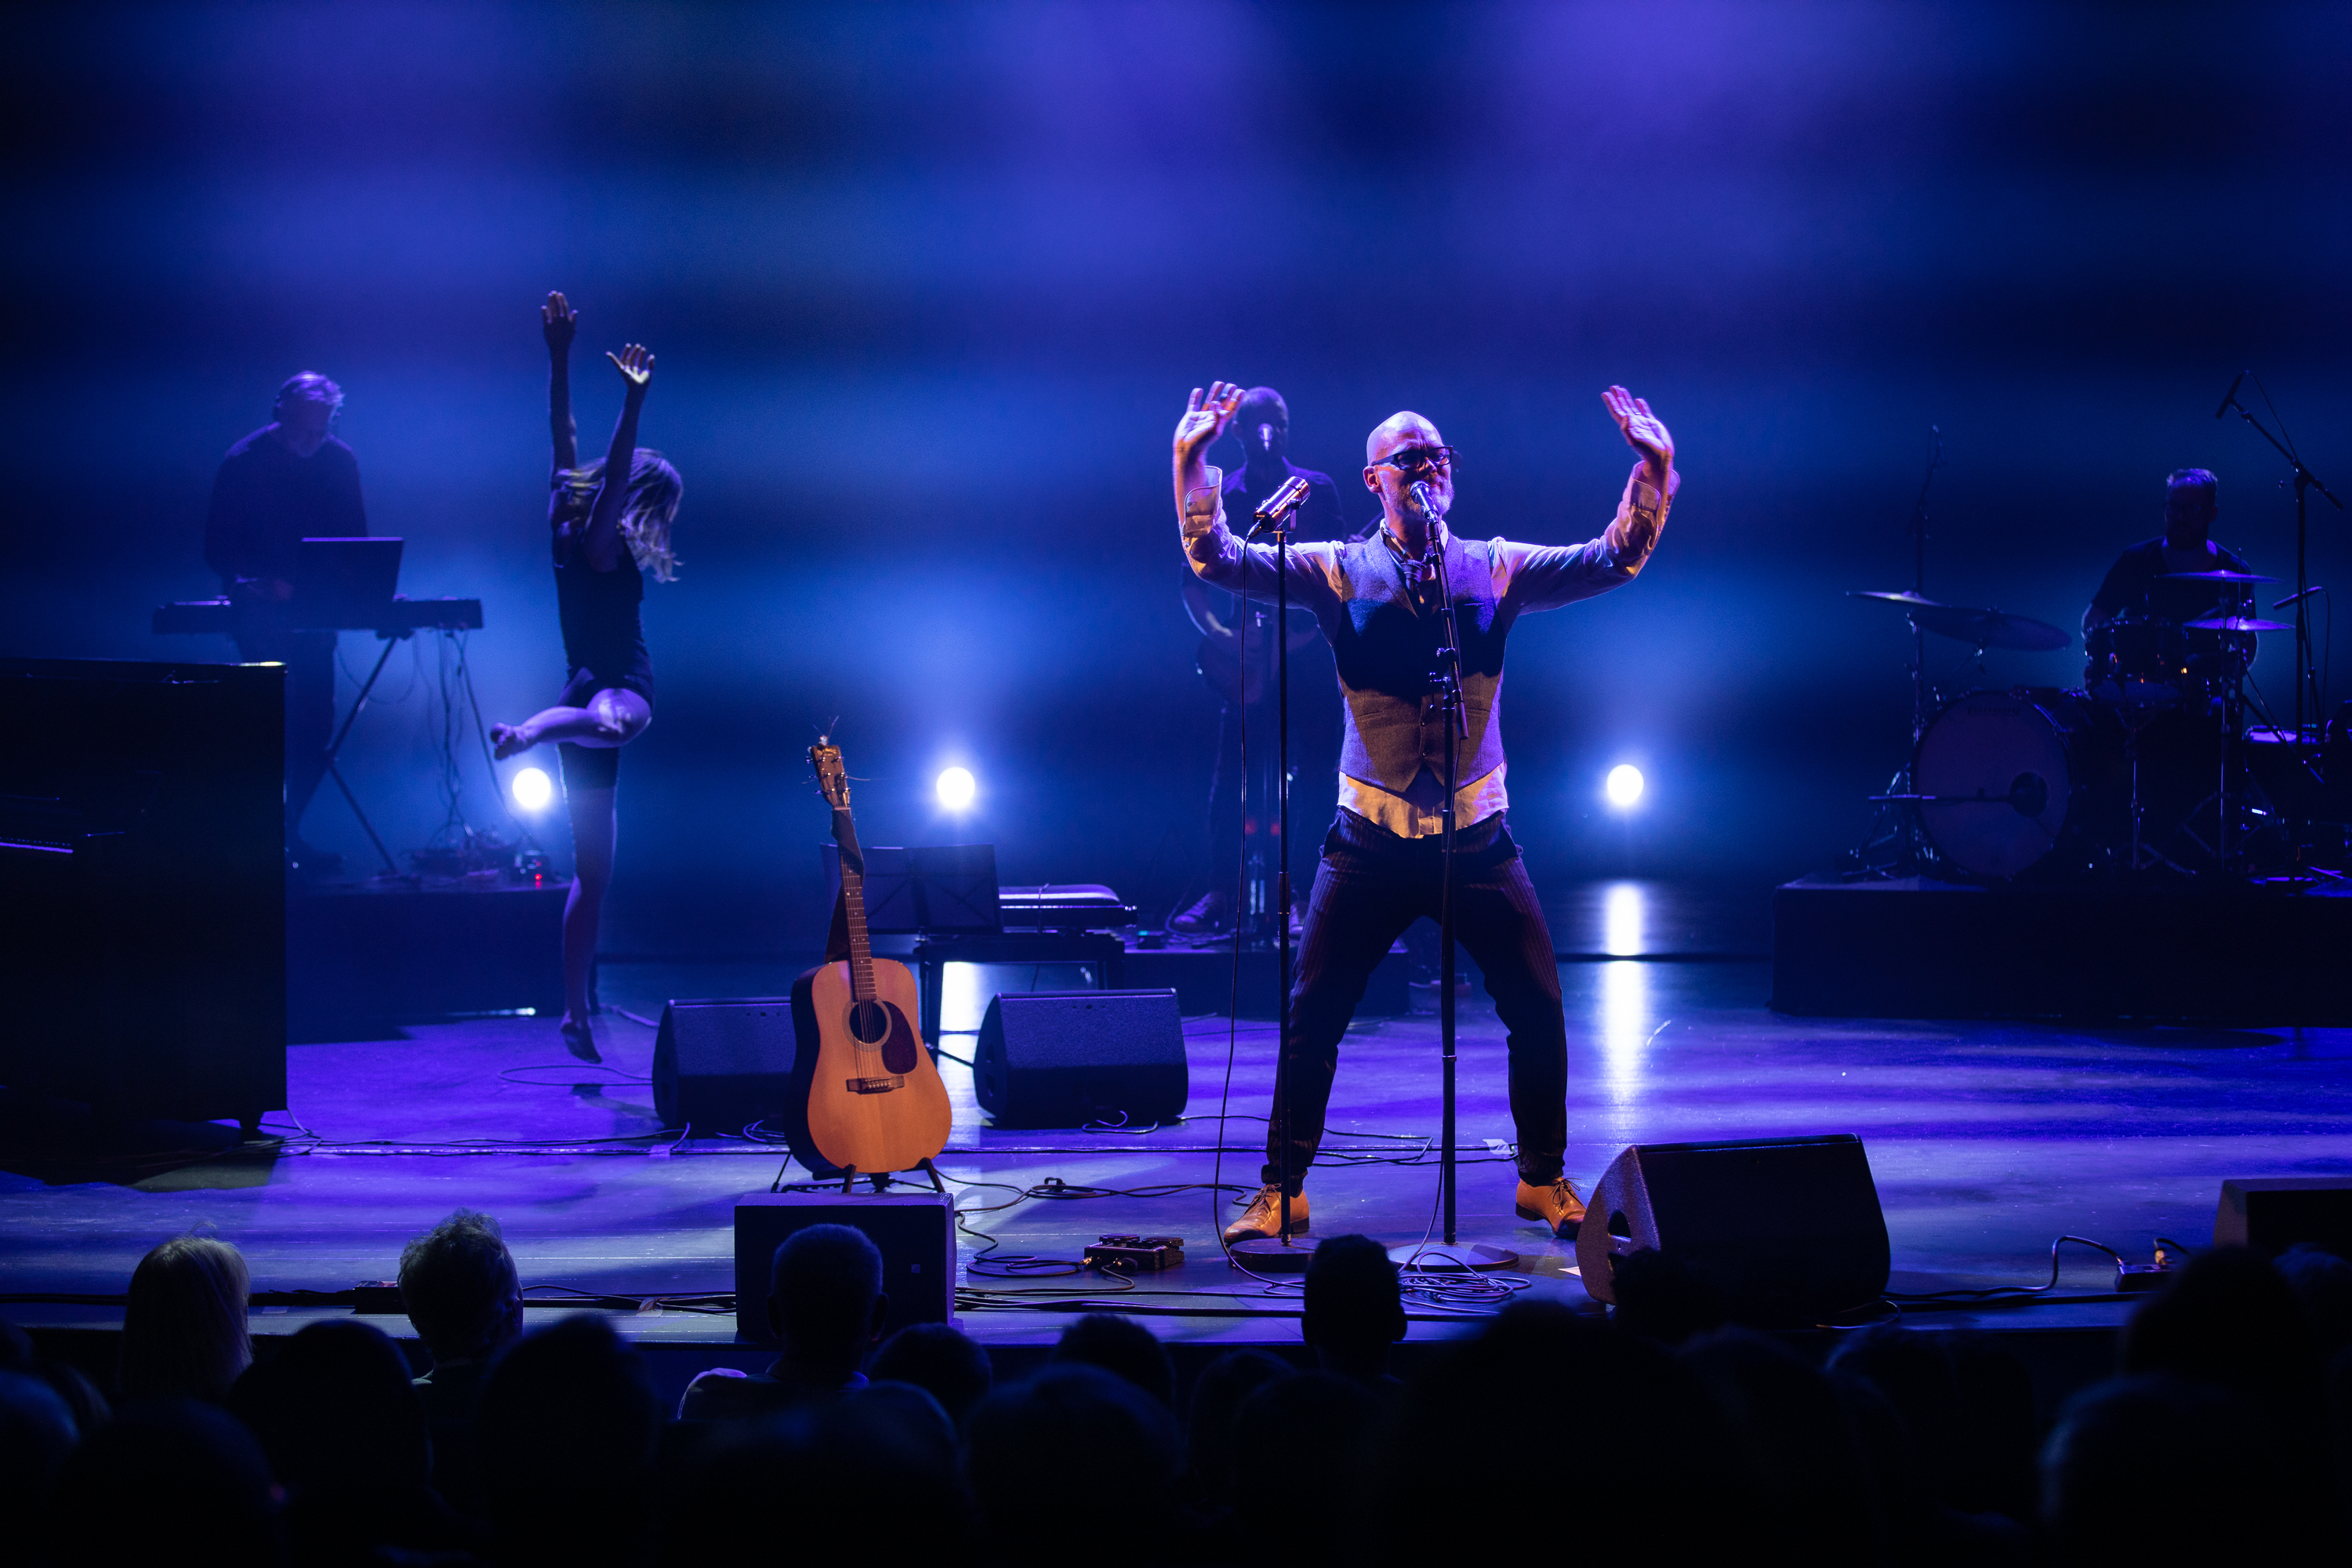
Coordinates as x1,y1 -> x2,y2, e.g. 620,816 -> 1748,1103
845,1075 -> 906,1095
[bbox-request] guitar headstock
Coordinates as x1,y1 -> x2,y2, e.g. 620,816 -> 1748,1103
810,740 -> 851,810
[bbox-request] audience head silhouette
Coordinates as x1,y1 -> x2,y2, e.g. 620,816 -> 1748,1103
770,1223 -> 887,1377
398,1208 -> 523,1365
1301,1233 -> 1406,1381
120,1232 -> 251,1403
477,1314 -> 659,1566
50,1398 -> 285,1567
1049,1310 -> 1175,1406
870,1321 -> 993,1423
964,1363 -> 1181,1547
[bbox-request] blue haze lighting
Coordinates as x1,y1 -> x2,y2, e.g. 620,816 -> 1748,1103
935,766 -> 977,811
511,766 -> 553,813
1605,764 -> 1646,810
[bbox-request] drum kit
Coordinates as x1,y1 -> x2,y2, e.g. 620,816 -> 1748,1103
1849,571 -> 2331,881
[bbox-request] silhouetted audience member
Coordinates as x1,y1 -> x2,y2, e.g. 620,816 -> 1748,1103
1828,1323 -> 2033,1562
678,1224 -> 884,1420
1943,1330 -> 2042,1524
964,1363 -> 1185,1557
2276,1243 -> 2352,1359
400,1208 -> 524,1416
1181,1348 -> 1293,1512
1385,1301 -> 1737,1560
0,1316 -> 109,1456
0,1370 -> 78,1525
1681,1329 -> 1882,1566
660,1383 -> 969,1566
2123,1246 -> 2315,1410
1301,1234 -> 1406,1388
1608,1246 -> 1730,1345
229,1316 -> 481,1565
49,1398 -> 285,1567
1227,1371 -> 1381,1556
870,1320 -> 993,1424
2043,1372 -> 2299,1566
1049,1311 -> 1175,1406
477,1314 -> 659,1566
398,1207 -> 523,1517
119,1232 -> 251,1403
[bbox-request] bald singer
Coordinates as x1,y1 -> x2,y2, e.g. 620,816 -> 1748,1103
1171,381 -> 1677,1243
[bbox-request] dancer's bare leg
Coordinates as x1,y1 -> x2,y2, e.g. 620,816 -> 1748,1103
561,782 -> 615,1062
493,688 -> 652,759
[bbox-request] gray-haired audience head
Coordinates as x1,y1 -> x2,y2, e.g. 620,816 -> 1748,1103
397,1208 -> 523,1363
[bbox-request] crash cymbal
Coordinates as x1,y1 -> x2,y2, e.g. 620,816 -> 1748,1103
2183,616 -> 2295,633
2158,569 -> 2277,583
1847,590 -> 2071,652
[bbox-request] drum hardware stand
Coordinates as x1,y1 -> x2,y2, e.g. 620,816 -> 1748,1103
2218,376 -> 2341,851
1851,430 -> 1948,878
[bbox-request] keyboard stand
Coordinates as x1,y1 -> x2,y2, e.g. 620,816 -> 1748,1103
309,630 -> 408,874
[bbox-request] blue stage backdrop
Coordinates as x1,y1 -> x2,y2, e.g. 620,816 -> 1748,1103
8,2 -> 2349,954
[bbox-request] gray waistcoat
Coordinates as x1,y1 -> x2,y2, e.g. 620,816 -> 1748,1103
1320,532 -> 1514,793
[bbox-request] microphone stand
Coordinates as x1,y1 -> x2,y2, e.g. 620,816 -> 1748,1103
1425,511 -> 1471,1247
2220,382 -> 2343,858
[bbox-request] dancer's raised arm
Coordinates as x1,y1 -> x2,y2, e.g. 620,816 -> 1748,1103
581,343 -> 653,572
543,291 -> 579,476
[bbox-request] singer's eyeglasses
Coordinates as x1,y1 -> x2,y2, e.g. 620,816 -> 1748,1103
1370,445 -> 1457,476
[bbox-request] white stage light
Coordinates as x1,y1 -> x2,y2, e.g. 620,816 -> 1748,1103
936,766 -> 977,811
512,766 -> 553,812
1605,764 -> 1646,809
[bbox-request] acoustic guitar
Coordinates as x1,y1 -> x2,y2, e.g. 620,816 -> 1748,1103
784,741 -> 953,1178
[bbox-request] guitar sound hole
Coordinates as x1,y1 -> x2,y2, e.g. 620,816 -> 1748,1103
848,1000 -> 890,1046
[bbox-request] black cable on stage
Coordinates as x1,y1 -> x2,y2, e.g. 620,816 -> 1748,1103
1886,1235 -> 2138,1301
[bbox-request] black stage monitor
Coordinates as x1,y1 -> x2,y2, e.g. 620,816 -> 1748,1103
822,843 -> 1001,934
291,536 -> 403,630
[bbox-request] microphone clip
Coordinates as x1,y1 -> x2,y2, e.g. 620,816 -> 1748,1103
1247,475 -> 1312,539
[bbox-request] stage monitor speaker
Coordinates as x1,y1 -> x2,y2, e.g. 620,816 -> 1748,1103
1576,1134 -> 1890,1324
734,1191 -> 954,1345
652,999 -> 797,1135
2215,1178 -> 2352,1260
975,989 -> 1187,1129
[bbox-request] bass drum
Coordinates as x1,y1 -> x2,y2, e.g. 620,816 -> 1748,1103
1913,688 -> 2125,878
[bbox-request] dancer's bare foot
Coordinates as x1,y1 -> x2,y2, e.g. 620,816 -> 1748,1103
560,1016 -> 600,1064
491,721 -> 535,760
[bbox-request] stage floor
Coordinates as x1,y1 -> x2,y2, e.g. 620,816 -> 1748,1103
4,883 -> 2348,1388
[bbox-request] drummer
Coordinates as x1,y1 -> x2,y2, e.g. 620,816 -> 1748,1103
2083,467 -> 2256,635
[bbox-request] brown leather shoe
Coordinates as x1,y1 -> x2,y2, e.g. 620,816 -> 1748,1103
1515,1177 -> 1585,1240
1223,1185 -> 1310,1243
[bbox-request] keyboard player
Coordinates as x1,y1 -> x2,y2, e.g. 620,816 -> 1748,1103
203,372 -> 368,865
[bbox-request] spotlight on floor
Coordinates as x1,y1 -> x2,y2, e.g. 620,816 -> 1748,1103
935,766 -> 977,811
512,766 -> 554,812
1605,764 -> 1646,810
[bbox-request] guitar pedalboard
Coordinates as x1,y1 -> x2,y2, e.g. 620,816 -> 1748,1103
1083,1235 -> 1185,1273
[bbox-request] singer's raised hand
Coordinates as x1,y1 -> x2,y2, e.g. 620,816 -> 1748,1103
1174,381 -> 1244,466
1603,385 -> 1673,480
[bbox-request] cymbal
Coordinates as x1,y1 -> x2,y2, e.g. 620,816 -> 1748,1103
1847,590 -> 2071,652
2158,569 -> 2277,583
2183,616 -> 2295,633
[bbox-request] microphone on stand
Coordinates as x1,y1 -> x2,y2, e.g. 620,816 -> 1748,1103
2275,585 -> 2325,609
2216,369 -> 2247,420
1247,474 -> 1312,539
1408,480 -> 1447,580
1258,422 -> 1275,451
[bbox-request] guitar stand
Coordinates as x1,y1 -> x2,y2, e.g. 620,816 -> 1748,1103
830,1159 -> 946,1196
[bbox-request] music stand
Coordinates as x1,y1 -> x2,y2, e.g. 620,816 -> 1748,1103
822,844 -> 1003,935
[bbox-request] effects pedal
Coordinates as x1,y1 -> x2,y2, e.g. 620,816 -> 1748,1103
1084,1235 -> 1185,1273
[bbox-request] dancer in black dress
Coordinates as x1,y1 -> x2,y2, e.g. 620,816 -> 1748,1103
492,292 -> 681,1062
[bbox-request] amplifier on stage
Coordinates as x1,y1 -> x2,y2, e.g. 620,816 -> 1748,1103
732,1191 -> 955,1345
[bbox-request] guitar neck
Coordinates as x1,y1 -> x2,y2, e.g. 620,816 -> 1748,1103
835,808 -> 877,1004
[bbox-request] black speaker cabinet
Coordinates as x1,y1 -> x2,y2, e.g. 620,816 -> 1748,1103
733,1191 -> 955,1345
653,998 -> 797,1135
974,989 -> 1186,1128
2216,1178 -> 2352,1260
1576,1134 -> 1890,1324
